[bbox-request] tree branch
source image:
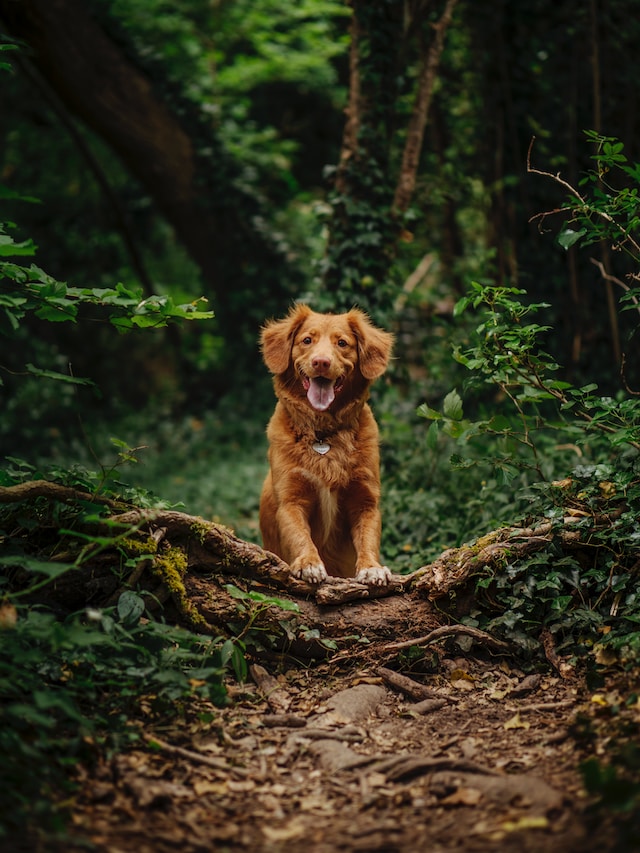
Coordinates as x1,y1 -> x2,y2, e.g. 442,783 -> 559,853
0,479 -> 124,509
383,624 -> 511,653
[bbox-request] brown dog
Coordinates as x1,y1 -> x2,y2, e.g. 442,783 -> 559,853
259,304 -> 393,585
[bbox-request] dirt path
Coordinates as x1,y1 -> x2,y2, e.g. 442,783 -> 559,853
63,653 -> 637,852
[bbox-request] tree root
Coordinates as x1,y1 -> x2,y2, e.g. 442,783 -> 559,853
409,515 -> 623,600
1,479 -> 627,666
383,624 -> 512,654
0,479 -> 125,509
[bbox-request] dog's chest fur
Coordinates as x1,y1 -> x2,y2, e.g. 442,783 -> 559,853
267,402 -> 370,491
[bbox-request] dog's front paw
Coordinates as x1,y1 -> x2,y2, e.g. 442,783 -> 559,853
355,565 -> 393,586
291,560 -> 328,584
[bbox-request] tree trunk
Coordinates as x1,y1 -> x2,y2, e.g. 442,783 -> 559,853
0,0 -> 295,353
393,0 -> 459,213
324,0 -> 458,318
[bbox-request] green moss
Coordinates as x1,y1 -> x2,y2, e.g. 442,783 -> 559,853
120,535 -> 158,557
152,545 -> 206,627
190,520 -> 212,544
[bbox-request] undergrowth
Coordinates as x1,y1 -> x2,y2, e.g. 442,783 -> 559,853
0,467 -> 246,841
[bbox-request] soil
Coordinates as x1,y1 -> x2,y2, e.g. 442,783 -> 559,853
63,649 -> 639,853
1,489 -> 636,852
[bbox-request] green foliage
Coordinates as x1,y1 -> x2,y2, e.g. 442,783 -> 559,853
417,138 -> 640,663
0,222 -> 213,335
425,282 -> 640,466
211,0 -> 350,96
0,585 -> 240,839
320,2 -> 406,318
85,402 -> 272,541
419,281 -> 640,658
107,0 -> 348,202
580,724 -> 640,848
582,754 -> 640,811
556,131 -> 640,264
0,461 -> 248,839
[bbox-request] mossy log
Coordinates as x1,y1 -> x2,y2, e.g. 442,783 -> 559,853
411,512 -> 623,600
0,480 -> 623,660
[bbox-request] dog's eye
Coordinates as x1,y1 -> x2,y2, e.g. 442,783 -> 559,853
302,336 -> 313,345
337,339 -> 348,348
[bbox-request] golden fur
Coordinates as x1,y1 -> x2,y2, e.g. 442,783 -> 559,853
259,304 -> 393,585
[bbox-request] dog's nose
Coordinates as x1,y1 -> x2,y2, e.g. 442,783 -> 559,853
311,355 -> 331,372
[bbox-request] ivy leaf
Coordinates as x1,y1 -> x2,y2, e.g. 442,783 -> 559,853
117,591 -> 146,628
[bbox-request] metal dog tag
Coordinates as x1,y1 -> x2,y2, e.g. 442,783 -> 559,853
312,440 -> 330,455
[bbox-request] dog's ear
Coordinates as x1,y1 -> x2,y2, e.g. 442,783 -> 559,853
261,304 -> 312,374
348,309 -> 393,380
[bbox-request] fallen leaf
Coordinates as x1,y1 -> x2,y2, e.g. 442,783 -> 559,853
488,690 -> 508,700
262,818 -> 307,843
450,668 -> 474,683
0,604 -> 17,629
502,815 -> 549,832
441,787 -> 483,806
504,713 -> 530,730
193,780 -> 227,796
593,645 -> 618,666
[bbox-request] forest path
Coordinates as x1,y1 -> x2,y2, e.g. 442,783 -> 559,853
63,652 -> 630,853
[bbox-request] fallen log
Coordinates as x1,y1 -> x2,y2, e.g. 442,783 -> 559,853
409,513 -> 623,600
2,479 -> 629,664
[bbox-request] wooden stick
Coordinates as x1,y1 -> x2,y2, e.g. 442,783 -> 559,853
383,624 -> 511,653
143,734 -> 247,775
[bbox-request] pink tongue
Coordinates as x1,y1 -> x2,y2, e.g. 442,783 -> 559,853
307,377 -> 335,411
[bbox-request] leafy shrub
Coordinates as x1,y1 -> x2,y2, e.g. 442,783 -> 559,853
0,584 -> 242,840
419,134 -> 640,663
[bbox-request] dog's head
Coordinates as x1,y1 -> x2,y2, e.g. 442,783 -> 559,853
261,305 -> 393,412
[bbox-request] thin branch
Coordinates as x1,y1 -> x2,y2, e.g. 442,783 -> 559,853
590,257 -> 640,314
621,352 -> 640,397
526,136 -> 587,206
393,0 -> 459,212
383,624 -> 511,653
377,666 -> 442,701
143,734 -> 248,776
527,136 -> 640,255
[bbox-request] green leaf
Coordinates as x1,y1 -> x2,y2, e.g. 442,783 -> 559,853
117,591 -> 146,628
0,231 -> 37,257
417,403 -> 442,421
443,389 -> 464,421
453,296 -> 471,317
557,228 -> 587,250
225,583 -> 299,611
425,421 -> 439,450
35,301 -> 78,322
0,554 -> 75,580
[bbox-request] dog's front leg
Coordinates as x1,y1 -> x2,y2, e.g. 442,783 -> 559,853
275,480 -> 328,584
346,484 -> 392,586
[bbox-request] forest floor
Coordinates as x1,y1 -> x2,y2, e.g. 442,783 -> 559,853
59,643 -> 638,853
